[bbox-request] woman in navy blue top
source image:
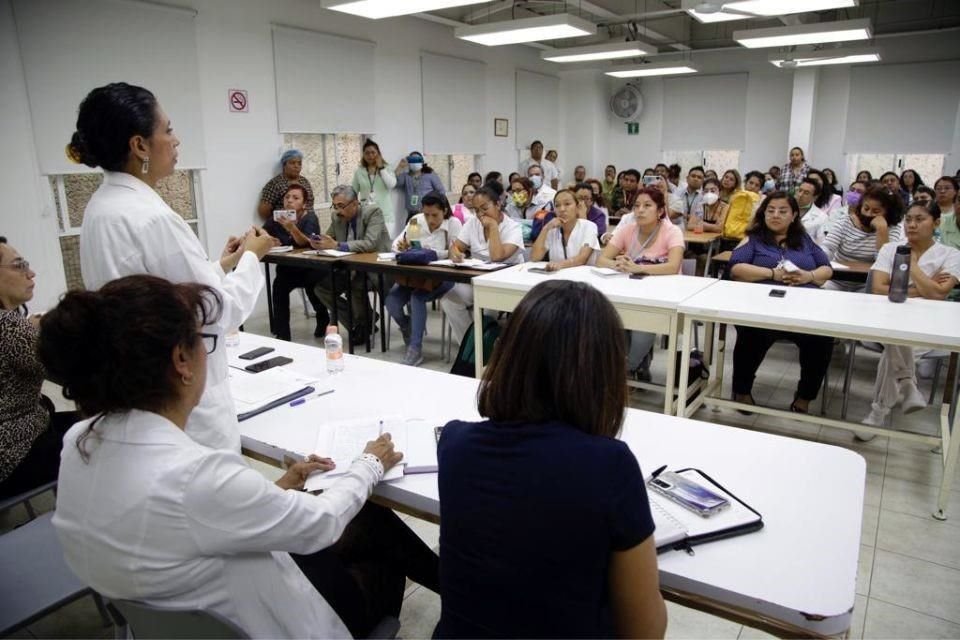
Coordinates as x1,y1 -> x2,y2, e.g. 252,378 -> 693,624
435,280 -> 666,639
729,191 -> 834,413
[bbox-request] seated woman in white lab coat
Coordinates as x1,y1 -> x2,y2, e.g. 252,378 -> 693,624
529,189 -> 599,271
39,275 -> 439,639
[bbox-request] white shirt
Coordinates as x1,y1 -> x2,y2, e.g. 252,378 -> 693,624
531,186 -> 557,209
80,172 -> 262,452
392,214 -> 463,259
457,215 -> 525,264
53,411 -> 379,639
519,158 -> 560,186
871,241 -> 960,285
545,219 -> 600,263
800,203 -> 829,246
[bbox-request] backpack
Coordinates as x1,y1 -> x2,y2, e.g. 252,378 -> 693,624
723,190 -> 760,240
450,316 -> 502,378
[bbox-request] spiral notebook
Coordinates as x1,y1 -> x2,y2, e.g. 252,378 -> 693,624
650,469 -> 764,554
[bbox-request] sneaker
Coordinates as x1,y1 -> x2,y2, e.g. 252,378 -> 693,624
899,379 -> 926,414
861,405 -> 889,428
402,346 -> 424,367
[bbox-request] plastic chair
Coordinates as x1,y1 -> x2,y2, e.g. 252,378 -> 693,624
107,599 -> 250,639
0,512 -> 110,636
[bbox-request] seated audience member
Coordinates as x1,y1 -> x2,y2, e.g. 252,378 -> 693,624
387,192 -> 462,367
42,275 -> 439,639
586,178 -> 609,218
856,170 -> 874,184
263,184 -> 329,341
913,186 -> 935,207
822,186 -> 904,292
485,170 -> 504,187
0,238 -> 78,500
861,202 -> 960,430
526,164 -> 557,208
505,176 -> 546,221
721,171 -> 764,250
534,183 -> 607,241
667,164 -> 682,193
806,169 -> 842,219
729,193 -> 834,413
654,163 -> 670,183
697,177 -> 729,234
777,147 -> 810,194
934,176 -> 958,217
530,189 -> 599,271
395,152 -> 446,222
435,279 -> 667,639
823,168 -> 842,196
452,184 -> 476,222
258,149 -> 315,222
761,173 -> 777,195
643,168 -> 656,178
900,168 -> 924,201
705,169 -> 719,181
719,169 -> 741,204
311,185 -> 391,346
440,186 -> 524,342
671,166 -> 706,227
602,164 -> 618,204
466,172 -> 483,190
611,169 -> 641,216
568,164 -> 587,187
768,165 -> 782,184
880,171 -> 911,207
598,187 -> 684,381
793,178 -> 829,246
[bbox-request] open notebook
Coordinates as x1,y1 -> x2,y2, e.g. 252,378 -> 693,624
650,469 -> 763,554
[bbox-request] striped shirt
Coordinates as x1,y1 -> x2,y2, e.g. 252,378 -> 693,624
822,214 -> 903,264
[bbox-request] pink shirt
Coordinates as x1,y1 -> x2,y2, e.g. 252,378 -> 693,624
609,219 -> 684,273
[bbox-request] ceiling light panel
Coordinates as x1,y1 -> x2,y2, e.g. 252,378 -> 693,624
687,1 -> 858,24
323,0 -> 494,19
734,18 -> 871,49
605,63 -> 699,78
769,49 -> 880,67
541,40 -> 656,63
455,13 -> 596,46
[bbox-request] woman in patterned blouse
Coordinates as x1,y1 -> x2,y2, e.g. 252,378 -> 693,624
0,237 -> 78,499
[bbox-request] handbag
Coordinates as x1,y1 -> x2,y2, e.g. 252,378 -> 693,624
395,247 -> 440,290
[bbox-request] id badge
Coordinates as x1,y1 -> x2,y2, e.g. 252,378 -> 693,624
410,194 -> 420,208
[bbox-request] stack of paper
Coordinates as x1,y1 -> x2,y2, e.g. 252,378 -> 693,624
228,367 -> 327,414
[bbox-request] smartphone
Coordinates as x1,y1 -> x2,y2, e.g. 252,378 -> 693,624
649,471 -> 730,517
780,259 -> 800,273
643,175 -> 659,186
527,267 -> 555,274
273,209 -> 297,223
244,356 -> 293,373
769,289 -> 786,298
238,346 -> 275,360
629,273 -> 646,280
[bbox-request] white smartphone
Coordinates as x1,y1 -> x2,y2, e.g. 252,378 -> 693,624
273,209 -> 297,223
649,471 -> 730,517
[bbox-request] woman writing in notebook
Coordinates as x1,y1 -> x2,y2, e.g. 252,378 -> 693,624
530,189 -> 599,271
41,275 -> 439,639
597,187 -> 684,382
435,280 -> 666,639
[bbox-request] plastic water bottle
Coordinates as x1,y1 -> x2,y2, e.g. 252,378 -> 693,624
693,208 -> 704,234
888,245 -> 911,303
225,329 -> 241,348
408,218 -> 422,249
324,326 -> 344,373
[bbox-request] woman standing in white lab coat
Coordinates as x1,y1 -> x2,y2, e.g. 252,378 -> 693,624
68,82 -> 273,452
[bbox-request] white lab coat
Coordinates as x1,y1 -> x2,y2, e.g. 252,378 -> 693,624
80,171 -> 262,452
53,410 -> 378,639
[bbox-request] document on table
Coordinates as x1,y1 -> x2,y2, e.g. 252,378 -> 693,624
303,417 -> 407,491
228,367 -> 329,414
302,249 -> 355,257
591,267 -> 626,277
430,258 -> 506,270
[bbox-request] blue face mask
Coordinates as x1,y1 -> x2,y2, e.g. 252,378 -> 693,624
763,179 -> 776,192
529,175 -> 543,190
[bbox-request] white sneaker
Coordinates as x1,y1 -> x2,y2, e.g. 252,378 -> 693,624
899,380 -> 926,414
861,405 -> 889,427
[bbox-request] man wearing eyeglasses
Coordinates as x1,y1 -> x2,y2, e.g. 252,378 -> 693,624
311,185 -> 390,347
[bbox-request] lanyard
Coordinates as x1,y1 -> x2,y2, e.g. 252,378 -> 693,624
367,170 -> 378,192
634,223 -> 660,260
558,227 -> 568,260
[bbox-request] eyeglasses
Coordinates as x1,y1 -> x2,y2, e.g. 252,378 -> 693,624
332,201 -> 356,210
0,259 -> 30,273
199,332 -> 218,355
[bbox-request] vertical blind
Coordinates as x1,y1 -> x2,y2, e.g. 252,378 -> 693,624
420,52 -> 486,155
515,69 -> 560,149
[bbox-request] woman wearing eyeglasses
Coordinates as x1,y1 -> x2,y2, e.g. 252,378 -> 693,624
0,238 -> 78,500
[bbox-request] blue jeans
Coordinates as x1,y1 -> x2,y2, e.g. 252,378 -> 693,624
385,281 -> 454,350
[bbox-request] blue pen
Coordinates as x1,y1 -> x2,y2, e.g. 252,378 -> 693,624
289,390 -> 334,407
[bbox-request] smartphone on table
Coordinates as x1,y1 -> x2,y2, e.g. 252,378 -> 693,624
244,356 -> 294,373
238,346 -> 275,360
649,471 -> 730,517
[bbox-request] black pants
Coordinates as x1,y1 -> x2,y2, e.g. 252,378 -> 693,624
733,326 -> 833,401
291,502 -> 439,638
0,409 -> 78,500
271,266 -> 329,340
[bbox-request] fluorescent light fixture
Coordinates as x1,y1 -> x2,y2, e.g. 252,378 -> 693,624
769,48 -> 880,68
686,0 -> 857,22
322,0 -> 493,19
455,13 -> 596,46
734,18 -> 871,49
541,40 -> 655,63
605,62 -> 699,78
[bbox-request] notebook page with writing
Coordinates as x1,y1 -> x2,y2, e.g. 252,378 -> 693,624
303,417 -> 406,492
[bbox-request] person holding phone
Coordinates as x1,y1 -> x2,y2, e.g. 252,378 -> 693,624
435,280 -> 667,639
529,189 -> 599,271
728,192 -> 834,414
263,184 -> 329,341
69,82 -> 273,453
41,275 -> 439,639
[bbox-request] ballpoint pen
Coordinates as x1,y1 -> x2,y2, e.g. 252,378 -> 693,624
289,389 -> 334,407
644,465 -> 667,484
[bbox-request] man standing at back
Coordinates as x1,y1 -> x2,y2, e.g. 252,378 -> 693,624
520,140 -> 559,191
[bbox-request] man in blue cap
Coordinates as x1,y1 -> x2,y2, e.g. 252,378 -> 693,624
257,149 -> 315,221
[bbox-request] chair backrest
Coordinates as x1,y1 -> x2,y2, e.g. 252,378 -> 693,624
108,599 -> 250,639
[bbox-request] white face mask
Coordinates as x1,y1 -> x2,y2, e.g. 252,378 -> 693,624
529,175 -> 543,189
408,163 -> 423,173
702,192 -> 719,205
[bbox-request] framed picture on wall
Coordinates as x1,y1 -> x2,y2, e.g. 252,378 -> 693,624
494,118 -> 509,137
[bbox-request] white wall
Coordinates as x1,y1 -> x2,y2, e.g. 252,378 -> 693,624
810,66 -> 851,182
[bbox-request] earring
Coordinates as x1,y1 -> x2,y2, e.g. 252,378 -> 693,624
141,157 -> 150,174
181,373 -> 193,386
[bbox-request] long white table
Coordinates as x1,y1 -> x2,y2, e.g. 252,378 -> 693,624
470,266 -> 719,415
230,332 -> 864,638
675,279 -> 960,520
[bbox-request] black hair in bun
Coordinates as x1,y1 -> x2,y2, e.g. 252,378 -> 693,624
66,82 -> 158,171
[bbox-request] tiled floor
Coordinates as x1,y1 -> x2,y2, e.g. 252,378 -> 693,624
4,304 -> 958,639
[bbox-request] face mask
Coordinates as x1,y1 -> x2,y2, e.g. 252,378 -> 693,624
845,191 -> 862,207
408,163 -> 423,173
529,175 -> 543,190
511,192 -> 528,207
701,192 -> 719,206
763,180 -> 776,192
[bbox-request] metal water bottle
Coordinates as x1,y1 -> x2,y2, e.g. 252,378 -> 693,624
888,245 -> 910,303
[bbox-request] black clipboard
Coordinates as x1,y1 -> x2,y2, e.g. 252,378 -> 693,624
237,386 -> 314,422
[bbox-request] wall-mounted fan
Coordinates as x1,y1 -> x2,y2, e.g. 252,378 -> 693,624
610,84 -> 644,121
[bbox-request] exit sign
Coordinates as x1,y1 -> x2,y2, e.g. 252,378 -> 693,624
626,122 -> 639,135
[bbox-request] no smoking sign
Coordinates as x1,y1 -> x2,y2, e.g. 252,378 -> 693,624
228,89 -> 248,113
